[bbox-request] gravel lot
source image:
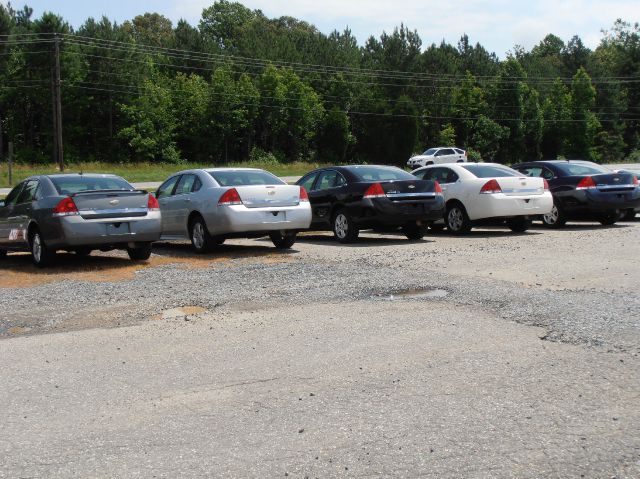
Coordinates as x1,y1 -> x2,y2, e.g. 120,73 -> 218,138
1,218 -> 639,477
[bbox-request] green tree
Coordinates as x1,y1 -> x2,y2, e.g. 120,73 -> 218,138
565,67 -> 600,159
118,77 -> 181,163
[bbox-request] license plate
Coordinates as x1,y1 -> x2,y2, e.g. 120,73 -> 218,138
264,211 -> 286,222
106,223 -> 130,235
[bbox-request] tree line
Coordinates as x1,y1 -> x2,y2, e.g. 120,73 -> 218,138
0,1 -> 639,166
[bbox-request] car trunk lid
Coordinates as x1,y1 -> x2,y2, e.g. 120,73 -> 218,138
235,185 -> 301,208
71,190 -> 150,219
494,176 -> 546,196
378,180 -> 439,201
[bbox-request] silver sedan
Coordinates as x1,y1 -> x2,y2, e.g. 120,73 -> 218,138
0,174 -> 161,267
156,168 -> 312,252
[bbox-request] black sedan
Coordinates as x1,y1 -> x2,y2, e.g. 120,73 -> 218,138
295,165 -> 445,242
512,160 -> 640,227
0,174 -> 161,266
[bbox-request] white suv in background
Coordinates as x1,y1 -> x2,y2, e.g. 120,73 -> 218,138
407,147 -> 467,168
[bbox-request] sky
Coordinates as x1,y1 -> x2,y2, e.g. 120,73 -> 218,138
4,0 -> 640,58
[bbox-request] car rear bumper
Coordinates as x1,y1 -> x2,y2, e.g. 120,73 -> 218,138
354,196 -> 445,226
558,189 -> 640,214
465,193 -> 553,220
50,211 -> 162,247
210,203 -> 312,235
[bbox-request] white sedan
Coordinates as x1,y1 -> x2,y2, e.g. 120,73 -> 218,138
411,163 -> 553,234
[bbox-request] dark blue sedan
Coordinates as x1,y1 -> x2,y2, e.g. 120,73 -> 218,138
512,160 -> 640,227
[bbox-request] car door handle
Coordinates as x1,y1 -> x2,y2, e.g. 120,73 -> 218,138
185,198 -> 191,202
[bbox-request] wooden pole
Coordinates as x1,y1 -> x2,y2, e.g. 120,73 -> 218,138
53,34 -> 64,171
8,141 -> 13,186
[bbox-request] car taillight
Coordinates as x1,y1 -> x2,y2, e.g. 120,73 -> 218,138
434,181 -> 443,194
363,183 -> 386,199
543,179 -> 549,190
53,197 -> 79,216
576,176 -> 597,190
479,179 -> 502,194
147,194 -> 159,210
218,188 -> 243,205
299,186 -> 309,202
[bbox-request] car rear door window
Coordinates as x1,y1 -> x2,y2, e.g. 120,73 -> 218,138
519,166 -> 543,177
443,168 -> 459,183
3,183 -> 25,206
16,180 -> 39,204
315,170 -> 340,190
298,172 -> 318,191
175,174 -> 197,195
192,176 -> 202,192
156,176 -> 180,199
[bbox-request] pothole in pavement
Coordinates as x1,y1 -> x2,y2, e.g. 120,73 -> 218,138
370,288 -> 450,301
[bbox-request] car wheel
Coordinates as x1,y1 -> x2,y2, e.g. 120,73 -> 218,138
507,217 -> 531,233
30,229 -> 56,267
446,203 -> 472,235
332,209 -> 359,243
189,215 -> 213,253
75,247 -> 92,257
622,209 -> 636,221
402,222 -> 427,240
127,242 -> 152,261
269,230 -> 297,249
541,203 -> 566,228
599,211 -> 619,226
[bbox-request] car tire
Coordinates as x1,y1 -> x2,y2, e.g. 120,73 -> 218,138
599,211 -> 619,226
622,209 -> 636,221
75,247 -> 92,257
446,203 -> 472,235
189,215 -> 214,253
507,217 -> 531,233
541,202 -> 566,228
127,242 -> 152,261
332,209 -> 359,243
402,223 -> 427,240
30,229 -> 56,268
269,230 -> 297,249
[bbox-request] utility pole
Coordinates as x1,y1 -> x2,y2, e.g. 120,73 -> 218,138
52,34 -> 64,171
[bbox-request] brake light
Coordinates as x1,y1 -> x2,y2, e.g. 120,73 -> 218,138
53,197 -> 79,216
363,183 -> 386,199
543,179 -> 549,190
434,181 -> 443,194
479,179 -> 502,194
218,188 -> 242,205
147,194 -> 159,210
576,176 -> 597,190
299,186 -> 309,202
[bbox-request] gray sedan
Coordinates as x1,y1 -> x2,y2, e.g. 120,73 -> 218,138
0,174 -> 161,267
156,168 -> 312,252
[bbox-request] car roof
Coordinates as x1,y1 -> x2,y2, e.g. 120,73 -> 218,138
44,173 -> 122,178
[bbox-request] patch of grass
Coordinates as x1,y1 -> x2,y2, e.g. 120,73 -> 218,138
0,161 -> 328,187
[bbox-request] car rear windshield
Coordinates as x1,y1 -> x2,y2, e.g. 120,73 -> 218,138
51,176 -> 134,195
350,166 -> 416,181
461,164 -> 520,178
422,148 -> 437,155
553,162 -> 610,176
208,170 -> 285,186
